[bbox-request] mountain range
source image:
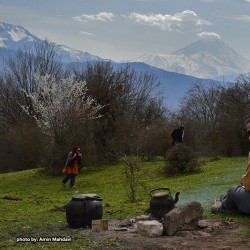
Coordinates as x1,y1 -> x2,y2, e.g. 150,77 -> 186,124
0,21 -> 248,109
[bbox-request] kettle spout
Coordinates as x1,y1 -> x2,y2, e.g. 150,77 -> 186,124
174,192 -> 180,204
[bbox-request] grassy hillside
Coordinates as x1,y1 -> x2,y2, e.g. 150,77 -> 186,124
1,157 -> 250,249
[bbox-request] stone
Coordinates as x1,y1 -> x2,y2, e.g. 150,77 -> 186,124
198,218 -> 224,229
114,227 -> 128,231
137,220 -> 163,238
136,215 -> 150,221
3,195 -> 22,201
197,219 -> 209,228
119,219 -> 133,227
163,202 -> 203,236
194,231 -> 211,237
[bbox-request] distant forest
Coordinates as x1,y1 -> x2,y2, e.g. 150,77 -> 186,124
0,41 -> 250,173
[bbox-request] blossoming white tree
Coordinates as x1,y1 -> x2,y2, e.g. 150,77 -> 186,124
21,74 -> 102,144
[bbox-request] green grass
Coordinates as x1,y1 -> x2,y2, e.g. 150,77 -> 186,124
1,156 -> 250,249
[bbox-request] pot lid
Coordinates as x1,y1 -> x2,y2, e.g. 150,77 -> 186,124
152,192 -> 169,197
72,193 -> 97,200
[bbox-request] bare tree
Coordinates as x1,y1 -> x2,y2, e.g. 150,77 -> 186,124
178,82 -> 222,154
71,61 -> 167,161
0,40 -> 63,127
181,82 -> 221,129
217,75 -> 250,155
177,75 -> 250,156
0,41 -> 64,172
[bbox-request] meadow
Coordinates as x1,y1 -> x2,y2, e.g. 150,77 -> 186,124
1,156 -> 250,249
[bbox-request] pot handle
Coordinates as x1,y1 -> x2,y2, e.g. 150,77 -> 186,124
149,188 -> 171,198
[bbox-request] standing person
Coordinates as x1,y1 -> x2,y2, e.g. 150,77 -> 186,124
62,145 -> 83,189
212,120 -> 250,215
171,126 -> 184,146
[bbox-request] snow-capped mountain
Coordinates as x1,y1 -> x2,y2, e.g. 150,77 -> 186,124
0,22 -> 37,49
131,37 -> 250,79
0,22 -> 102,63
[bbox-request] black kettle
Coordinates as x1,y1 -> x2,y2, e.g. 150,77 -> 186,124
149,188 -> 180,218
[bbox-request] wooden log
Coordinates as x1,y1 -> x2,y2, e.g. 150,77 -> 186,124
92,219 -> 108,232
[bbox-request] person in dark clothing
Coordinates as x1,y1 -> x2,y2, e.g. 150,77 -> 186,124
171,126 -> 184,146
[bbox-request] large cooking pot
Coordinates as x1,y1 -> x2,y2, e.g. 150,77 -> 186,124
149,188 -> 180,218
66,194 -> 103,228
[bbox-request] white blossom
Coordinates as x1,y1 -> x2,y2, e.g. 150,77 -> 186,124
21,74 -> 103,138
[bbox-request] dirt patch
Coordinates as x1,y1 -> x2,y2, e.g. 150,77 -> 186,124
89,218 -> 250,250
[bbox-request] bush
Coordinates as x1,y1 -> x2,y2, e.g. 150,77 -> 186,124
165,143 -> 200,175
121,156 -> 144,202
0,124 -> 49,172
138,120 -> 172,160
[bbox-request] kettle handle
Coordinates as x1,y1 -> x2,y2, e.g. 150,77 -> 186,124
149,188 -> 171,198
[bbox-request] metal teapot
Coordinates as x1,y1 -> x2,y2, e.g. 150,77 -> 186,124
149,188 -> 180,218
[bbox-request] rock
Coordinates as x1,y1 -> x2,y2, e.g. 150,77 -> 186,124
194,231 -> 211,237
198,219 -> 225,230
3,195 -> 22,201
136,215 -> 150,221
198,219 -> 209,228
137,220 -> 163,238
119,219 -> 133,227
163,202 -> 203,236
114,227 -> 128,231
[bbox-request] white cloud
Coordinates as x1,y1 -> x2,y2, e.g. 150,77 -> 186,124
79,31 -> 95,37
199,0 -> 215,2
128,10 -> 212,33
231,14 -> 250,22
73,12 -> 114,22
222,13 -> 250,22
198,32 -> 221,39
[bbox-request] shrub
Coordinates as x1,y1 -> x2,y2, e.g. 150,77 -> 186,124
138,120 -> 172,160
0,124 -> 49,172
165,143 -> 200,175
121,156 -> 144,202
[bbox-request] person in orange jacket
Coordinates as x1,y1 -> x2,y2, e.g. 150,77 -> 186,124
62,145 -> 83,189
212,120 -> 250,215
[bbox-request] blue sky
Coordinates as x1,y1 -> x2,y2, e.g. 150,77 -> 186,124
0,0 -> 250,61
